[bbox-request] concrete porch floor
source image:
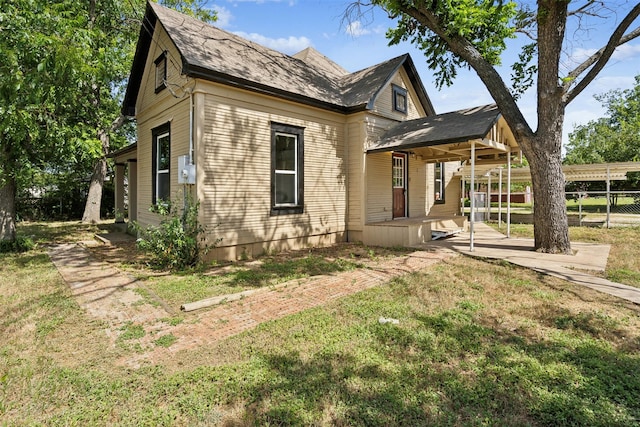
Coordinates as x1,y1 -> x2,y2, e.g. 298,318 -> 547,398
425,222 -> 640,305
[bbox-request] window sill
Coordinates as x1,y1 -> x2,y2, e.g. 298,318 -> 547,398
270,206 -> 304,216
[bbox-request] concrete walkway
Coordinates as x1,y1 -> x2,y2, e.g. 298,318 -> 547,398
47,224 -> 640,367
429,222 -> 640,305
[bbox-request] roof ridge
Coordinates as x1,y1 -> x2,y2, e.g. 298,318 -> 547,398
124,2 -> 433,114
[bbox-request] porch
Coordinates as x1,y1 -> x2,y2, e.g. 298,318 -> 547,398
363,216 -> 467,247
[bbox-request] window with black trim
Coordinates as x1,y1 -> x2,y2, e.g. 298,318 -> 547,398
434,162 -> 445,204
154,52 -> 167,93
152,123 -> 170,205
271,122 -> 304,215
392,85 -> 407,114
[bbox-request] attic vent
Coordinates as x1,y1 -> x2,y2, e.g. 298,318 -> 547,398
392,85 -> 407,114
154,51 -> 167,93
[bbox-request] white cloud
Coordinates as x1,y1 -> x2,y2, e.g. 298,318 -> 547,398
612,43 -> 640,61
345,21 -> 370,37
211,5 -> 233,28
565,43 -> 640,68
233,31 -> 312,54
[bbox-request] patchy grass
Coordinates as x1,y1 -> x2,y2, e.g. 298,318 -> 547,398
154,334 -> 177,348
132,245 -> 409,309
1,221 -> 640,425
493,223 -> 640,288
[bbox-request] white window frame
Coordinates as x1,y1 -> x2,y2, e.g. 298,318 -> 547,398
435,162 -> 445,204
155,130 -> 170,203
274,132 -> 298,207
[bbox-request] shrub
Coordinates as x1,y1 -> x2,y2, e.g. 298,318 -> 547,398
0,235 -> 36,253
134,195 -> 214,270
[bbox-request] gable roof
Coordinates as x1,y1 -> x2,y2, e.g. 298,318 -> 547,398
122,2 -> 434,116
292,47 -> 348,78
368,104 -> 503,153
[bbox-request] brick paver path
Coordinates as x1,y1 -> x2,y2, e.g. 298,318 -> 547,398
48,242 -> 454,368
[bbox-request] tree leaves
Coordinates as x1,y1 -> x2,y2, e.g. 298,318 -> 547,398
565,75 -> 640,166
374,0 -> 517,88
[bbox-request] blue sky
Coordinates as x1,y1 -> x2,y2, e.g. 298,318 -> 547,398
203,0 -> 640,147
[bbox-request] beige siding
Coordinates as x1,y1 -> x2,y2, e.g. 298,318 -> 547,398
133,23 -> 195,228
366,152 -> 393,223
427,161 -> 462,217
346,115 -> 366,238
136,24 -> 191,117
195,81 -> 347,258
370,68 -> 426,120
136,98 -> 192,228
408,158 -> 427,217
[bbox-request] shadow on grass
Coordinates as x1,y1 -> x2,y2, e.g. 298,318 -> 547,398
217,256 -> 364,289
230,307 -> 640,426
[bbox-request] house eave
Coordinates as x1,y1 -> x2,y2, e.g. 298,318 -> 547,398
366,133 -> 489,154
185,63 -> 366,114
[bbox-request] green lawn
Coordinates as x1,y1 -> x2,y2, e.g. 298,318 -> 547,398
1,222 -> 639,426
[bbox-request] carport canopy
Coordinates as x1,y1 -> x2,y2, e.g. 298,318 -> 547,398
457,161 -> 640,183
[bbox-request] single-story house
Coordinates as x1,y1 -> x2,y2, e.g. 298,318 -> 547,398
113,1 -> 519,260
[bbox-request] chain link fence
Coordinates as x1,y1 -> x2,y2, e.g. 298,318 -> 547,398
566,191 -> 640,227
479,190 -> 640,228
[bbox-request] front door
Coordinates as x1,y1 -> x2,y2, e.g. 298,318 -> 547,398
392,152 -> 407,218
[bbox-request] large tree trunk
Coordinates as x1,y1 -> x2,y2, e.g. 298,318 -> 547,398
0,176 -> 17,242
523,0 -> 571,254
81,116 -> 124,223
81,155 -> 107,223
82,127 -> 109,223
525,135 -> 571,253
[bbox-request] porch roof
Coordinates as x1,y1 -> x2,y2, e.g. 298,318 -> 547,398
367,104 -> 518,163
107,142 -> 137,164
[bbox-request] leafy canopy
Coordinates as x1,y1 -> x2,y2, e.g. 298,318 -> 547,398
564,75 -> 640,165
375,0 -> 518,88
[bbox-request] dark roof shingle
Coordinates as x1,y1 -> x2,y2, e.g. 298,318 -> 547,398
123,2 -> 434,115
368,104 -> 501,152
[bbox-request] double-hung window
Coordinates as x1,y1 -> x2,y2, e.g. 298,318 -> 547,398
152,123 -> 171,205
271,123 -> 304,215
434,162 -> 445,204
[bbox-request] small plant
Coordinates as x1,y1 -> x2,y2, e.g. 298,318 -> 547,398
117,322 -> 145,341
134,194 -> 216,270
0,235 -> 36,253
161,317 -> 184,327
154,334 -> 177,348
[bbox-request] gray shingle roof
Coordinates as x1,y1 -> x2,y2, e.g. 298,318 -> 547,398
122,2 -> 434,115
292,47 -> 348,78
368,104 -> 501,153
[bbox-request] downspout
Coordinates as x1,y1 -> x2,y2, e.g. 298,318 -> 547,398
189,89 -> 194,164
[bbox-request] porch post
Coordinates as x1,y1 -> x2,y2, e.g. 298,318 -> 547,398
470,141 -> 476,251
606,166 -> 611,229
114,163 -> 126,223
487,172 -> 492,222
498,167 -> 503,229
128,160 -> 138,222
507,153 -> 511,238
461,178 -> 465,217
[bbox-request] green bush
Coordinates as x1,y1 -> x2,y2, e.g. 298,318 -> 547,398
134,196 -> 214,270
0,235 -> 36,253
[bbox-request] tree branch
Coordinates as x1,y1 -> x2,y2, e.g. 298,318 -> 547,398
567,0 -> 605,18
400,4 -> 534,140
564,4 -> 640,105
